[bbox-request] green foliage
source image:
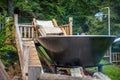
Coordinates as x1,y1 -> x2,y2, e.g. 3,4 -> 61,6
0,15 -> 17,66
39,46 -> 53,63
85,16 -> 108,35
1,0 -> 120,35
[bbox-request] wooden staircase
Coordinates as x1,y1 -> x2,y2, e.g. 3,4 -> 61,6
14,14 -> 43,80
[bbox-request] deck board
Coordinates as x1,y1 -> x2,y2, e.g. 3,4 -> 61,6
23,41 -> 42,66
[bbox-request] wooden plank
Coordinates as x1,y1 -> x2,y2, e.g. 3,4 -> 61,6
19,25 -> 34,27
39,73 -> 94,80
67,25 -> 69,34
15,32 -> 23,70
69,17 -> 73,35
14,14 -> 18,25
52,19 -> 58,27
60,27 -> 67,35
23,45 -> 29,80
24,26 -> 26,38
32,27 -> 34,39
22,38 -> 33,41
20,26 -> 22,38
23,41 -> 42,66
28,27 -> 31,38
38,28 -> 46,36
22,41 -> 43,80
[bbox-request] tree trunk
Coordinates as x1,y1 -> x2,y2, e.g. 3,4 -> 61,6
7,0 -> 14,17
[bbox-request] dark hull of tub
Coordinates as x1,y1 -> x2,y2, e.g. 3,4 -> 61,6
38,35 -> 115,67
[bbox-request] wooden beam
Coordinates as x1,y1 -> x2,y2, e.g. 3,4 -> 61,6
39,73 -> 94,80
24,26 -> 26,38
69,17 -> 73,35
14,14 -> 18,25
28,27 -> 30,38
32,27 -> 34,40
52,19 -> 58,27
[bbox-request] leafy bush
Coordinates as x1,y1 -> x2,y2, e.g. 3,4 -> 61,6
0,15 -> 17,66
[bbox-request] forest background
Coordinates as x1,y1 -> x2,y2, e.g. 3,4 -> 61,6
0,0 -> 120,35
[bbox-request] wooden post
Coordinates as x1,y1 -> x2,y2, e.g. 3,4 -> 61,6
24,27 -> 26,38
33,18 -> 39,40
28,27 -> 30,38
14,14 -> 23,54
32,27 -> 34,40
52,19 -> 58,27
69,17 -> 73,35
14,14 -> 18,25
20,27 -> 22,37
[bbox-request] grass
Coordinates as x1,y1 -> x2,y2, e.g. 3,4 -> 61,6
103,65 -> 120,80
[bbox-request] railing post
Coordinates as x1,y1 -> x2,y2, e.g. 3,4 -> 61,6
36,27 -> 38,40
69,17 -> 73,35
14,14 -> 23,54
14,14 -> 18,25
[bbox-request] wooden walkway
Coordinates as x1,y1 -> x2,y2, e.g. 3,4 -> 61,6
23,41 -> 41,67
22,41 -> 43,80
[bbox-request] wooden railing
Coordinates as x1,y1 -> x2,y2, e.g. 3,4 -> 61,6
60,24 -> 70,35
18,24 -> 35,40
104,50 -> 120,64
14,14 -> 30,80
59,17 -> 73,35
112,52 -> 120,63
